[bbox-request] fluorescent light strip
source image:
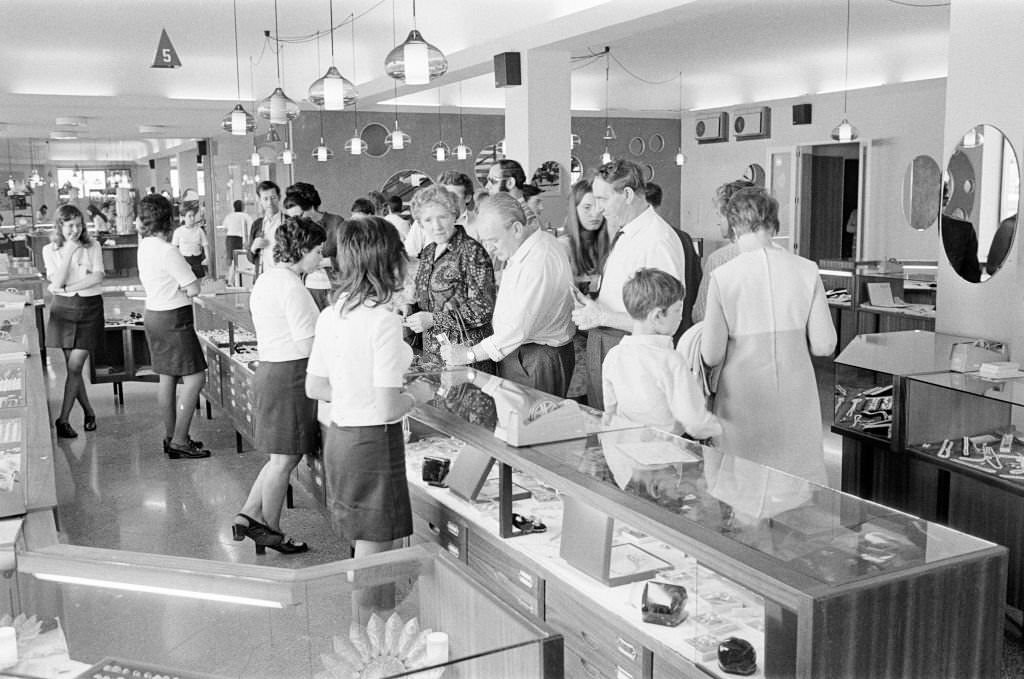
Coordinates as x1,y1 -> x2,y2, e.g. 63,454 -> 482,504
31,573 -> 285,609
819,269 -> 853,277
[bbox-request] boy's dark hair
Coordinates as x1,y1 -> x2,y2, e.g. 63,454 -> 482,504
386,195 -> 404,214
644,182 -> 663,209
622,268 -> 684,320
350,197 -> 375,215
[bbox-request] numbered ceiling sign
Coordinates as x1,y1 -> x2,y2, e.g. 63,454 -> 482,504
151,29 -> 182,69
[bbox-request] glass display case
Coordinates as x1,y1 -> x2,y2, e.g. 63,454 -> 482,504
192,292 -> 257,450
854,263 -> 937,333
402,369 -> 1006,679
11,535 -> 561,679
90,292 -> 158,403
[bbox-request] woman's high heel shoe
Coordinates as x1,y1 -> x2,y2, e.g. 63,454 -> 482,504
253,533 -> 309,555
83,414 -> 97,432
232,513 -> 266,541
55,419 -> 77,439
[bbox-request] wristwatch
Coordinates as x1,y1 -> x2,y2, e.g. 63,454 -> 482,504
466,347 -> 476,364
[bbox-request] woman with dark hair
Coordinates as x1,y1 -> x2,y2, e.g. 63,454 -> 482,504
137,194 -> 210,459
306,216 -> 433,613
701,187 -> 836,483
44,205 -> 105,438
561,178 -> 610,282
404,185 -> 496,370
283,182 -> 345,310
232,216 -> 326,555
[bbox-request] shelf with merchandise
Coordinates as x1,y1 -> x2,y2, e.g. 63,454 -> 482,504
399,368 -> 1006,679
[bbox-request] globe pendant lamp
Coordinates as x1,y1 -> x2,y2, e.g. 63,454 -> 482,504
221,0 -> 256,135
385,0 -> 447,85
675,149 -> 686,167
257,0 -> 300,125
431,89 -> 449,161
675,73 -> 686,167
453,83 -> 472,160
602,48 -> 616,143
312,108 -> 334,161
250,138 -> 261,167
308,0 -> 357,110
830,0 -> 859,142
601,149 -> 612,165
388,117 -> 411,151
280,143 -> 295,165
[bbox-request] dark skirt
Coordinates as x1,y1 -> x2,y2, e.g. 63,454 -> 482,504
144,305 -> 208,377
323,422 -> 412,543
46,294 -> 104,354
225,235 -> 244,255
184,254 -> 206,280
252,358 -> 317,455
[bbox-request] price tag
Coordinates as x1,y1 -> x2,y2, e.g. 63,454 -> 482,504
151,29 -> 182,69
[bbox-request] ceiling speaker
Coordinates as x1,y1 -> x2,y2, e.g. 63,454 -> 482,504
733,107 -> 771,140
695,112 -> 728,143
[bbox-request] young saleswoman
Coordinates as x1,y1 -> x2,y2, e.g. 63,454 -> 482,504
44,205 -> 105,438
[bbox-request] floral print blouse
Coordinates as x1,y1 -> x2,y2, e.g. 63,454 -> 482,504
414,226 -> 496,366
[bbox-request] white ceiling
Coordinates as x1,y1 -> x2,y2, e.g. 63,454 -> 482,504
0,0 -> 950,162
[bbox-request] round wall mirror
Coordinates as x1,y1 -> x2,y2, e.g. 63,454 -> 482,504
569,156 -> 583,184
900,155 -> 941,230
381,169 -> 431,203
648,134 -> 666,153
743,163 -> 766,187
643,164 -> 655,182
531,161 -> 561,191
474,141 -> 506,187
360,123 -> 391,158
628,137 -> 646,156
941,124 -> 1020,283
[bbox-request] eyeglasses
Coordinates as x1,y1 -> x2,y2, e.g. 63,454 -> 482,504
486,175 -> 502,185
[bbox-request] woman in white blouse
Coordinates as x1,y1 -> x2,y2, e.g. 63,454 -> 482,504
232,217 -> 325,555
44,205 -> 105,439
137,194 -> 210,460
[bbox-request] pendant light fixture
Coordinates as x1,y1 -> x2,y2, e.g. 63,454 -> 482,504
250,139 -> 261,168
385,0 -> 411,150
308,0 -> 357,110
257,0 -> 301,125
675,72 -> 686,167
343,14 -> 367,156
312,107 -> 335,162
28,139 -> 43,188
280,143 -> 295,165
264,126 -> 281,143
830,0 -> 859,142
601,47 -> 614,164
431,88 -> 450,162
453,82 -> 473,161
384,0 -> 447,85
221,0 -> 257,135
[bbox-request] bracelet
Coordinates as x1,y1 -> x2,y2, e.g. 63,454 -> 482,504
466,347 -> 476,364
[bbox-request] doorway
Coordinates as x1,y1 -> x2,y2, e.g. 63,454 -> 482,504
798,142 -> 860,263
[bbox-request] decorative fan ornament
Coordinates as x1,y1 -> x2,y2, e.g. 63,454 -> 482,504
0,613 -> 43,649
316,612 -> 444,679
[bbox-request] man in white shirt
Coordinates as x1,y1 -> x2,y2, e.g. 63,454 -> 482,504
247,181 -> 283,276
441,192 -> 576,397
571,159 -> 686,409
383,195 -> 410,239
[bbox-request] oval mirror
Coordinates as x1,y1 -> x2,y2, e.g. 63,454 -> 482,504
900,155 -> 941,230
531,161 -> 561,192
569,156 -> 584,184
743,163 -> 766,187
648,133 -> 666,153
644,164 -> 655,182
360,122 -> 390,158
474,141 -> 506,187
941,124 -> 1020,283
628,137 -> 646,156
381,169 -> 431,204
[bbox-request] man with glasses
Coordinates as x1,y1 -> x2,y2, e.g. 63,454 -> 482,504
486,159 -> 528,202
571,159 -> 686,410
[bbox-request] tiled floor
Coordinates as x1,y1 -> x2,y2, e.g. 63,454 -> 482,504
42,344 -> 1024,676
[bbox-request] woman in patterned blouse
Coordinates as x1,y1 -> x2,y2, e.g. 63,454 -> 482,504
404,185 -> 496,370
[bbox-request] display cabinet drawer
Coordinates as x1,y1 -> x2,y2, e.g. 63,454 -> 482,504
547,583 -> 652,679
564,643 -> 620,679
411,501 -> 468,563
468,530 -> 545,619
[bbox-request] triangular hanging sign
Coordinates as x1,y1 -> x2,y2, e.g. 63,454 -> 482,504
151,29 -> 182,68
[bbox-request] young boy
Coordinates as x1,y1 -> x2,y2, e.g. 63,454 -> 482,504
171,203 -> 209,280
602,268 -> 721,439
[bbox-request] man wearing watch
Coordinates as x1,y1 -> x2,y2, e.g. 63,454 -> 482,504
440,193 -> 575,397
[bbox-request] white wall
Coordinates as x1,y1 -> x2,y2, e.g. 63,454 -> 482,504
938,0 -> 1024,351
679,79 -> 946,261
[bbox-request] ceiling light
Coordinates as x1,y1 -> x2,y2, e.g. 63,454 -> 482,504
601,149 -> 612,165
265,126 -> 281,143
50,130 -> 78,140
344,133 -> 367,156
342,15 -> 366,156
453,83 -> 472,161
54,116 -> 87,128
960,127 -> 984,149
602,47 -> 616,145
570,133 -> 581,149
308,0 -> 357,110
432,141 -> 451,162
280,144 -> 295,165
830,0 -> 859,142
675,149 -> 686,167
222,0 -> 257,135
257,0 -> 301,125
250,137 -> 261,167
139,125 -> 168,135
384,0 -> 447,85
387,118 -> 411,151
313,107 -> 334,161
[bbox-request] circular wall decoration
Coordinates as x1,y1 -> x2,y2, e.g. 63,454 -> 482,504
648,134 -> 666,153
644,164 -> 655,181
569,156 -> 583,184
360,123 -> 390,158
381,169 -> 430,203
628,137 -> 646,156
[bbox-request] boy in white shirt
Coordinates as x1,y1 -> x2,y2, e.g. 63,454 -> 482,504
602,268 -> 721,439
171,203 -> 209,280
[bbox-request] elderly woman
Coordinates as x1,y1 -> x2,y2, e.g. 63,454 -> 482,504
691,179 -> 755,323
700,187 -> 836,483
404,184 -> 496,370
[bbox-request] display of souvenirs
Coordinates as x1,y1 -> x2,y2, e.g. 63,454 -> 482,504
195,327 -> 256,347
833,383 -> 893,436
914,430 -> 1024,481
0,364 -> 24,408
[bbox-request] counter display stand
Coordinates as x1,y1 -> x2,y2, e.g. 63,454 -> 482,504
903,371 -> 1024,609
854,265 -> 937,335
90,293 -> 159,403
399,369 -> 1004,679
192,292 -> 258,452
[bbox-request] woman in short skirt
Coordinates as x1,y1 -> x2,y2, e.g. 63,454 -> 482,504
306,217 -> 433,612
232,216 -> 325,555
44,205 -> 105,439
137,194 -> 210,460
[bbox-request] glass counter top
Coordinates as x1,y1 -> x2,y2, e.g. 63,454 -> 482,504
908,371 -> 1024,406
193,292 -> 253,329
835,330 -> 979,375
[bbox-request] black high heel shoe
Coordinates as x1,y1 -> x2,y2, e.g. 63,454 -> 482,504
253,533 -> 309,555
232,513 -> 266,541
55,419 -> 77,439
83,414 -> 97,432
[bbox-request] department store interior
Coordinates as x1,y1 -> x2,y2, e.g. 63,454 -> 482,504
0,0 -> 1022,677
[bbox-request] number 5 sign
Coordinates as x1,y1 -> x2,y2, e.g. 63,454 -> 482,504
151,29 -> 182,68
